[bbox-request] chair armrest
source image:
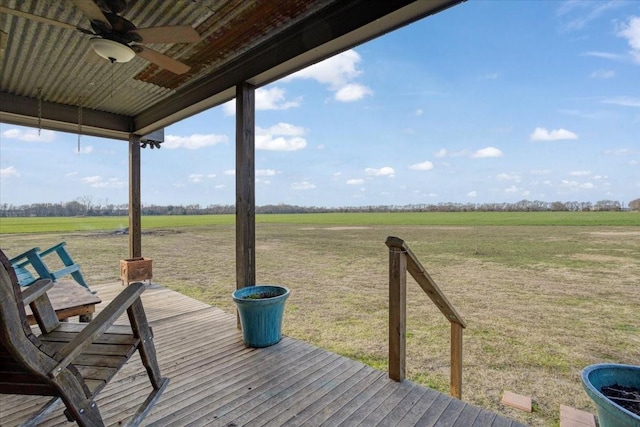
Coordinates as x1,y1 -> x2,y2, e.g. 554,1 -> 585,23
21,279 -> 54,305
9,247 -> 41,267
38,242 -> 67,258
49,282 -> 147,378
9,247 -> 52,281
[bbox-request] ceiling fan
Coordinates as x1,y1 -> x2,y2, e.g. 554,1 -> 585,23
0,0 -> 201,74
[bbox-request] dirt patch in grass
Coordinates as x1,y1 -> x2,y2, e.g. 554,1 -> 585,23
569,254 -> 634,263
587,231 -> 640,237
300,226 -> 372,231
2,224 -> 638,426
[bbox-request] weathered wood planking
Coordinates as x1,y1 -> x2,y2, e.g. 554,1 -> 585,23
0,282 -> 526,427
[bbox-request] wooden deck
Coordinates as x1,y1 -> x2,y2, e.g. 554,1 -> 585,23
0,282 -> 526,427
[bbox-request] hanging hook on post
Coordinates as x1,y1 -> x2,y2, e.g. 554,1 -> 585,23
77,97 -> 83,153
37,87 -> 42,136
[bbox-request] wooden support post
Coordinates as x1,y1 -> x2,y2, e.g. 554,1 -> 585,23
235,82 -> 256,328
129,134 -> 142,259
389,246 -> 406,382
450,322 -> 463,399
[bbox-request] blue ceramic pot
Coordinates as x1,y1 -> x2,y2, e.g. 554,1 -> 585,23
233,285 -> 290,348
581,363 -> 640,427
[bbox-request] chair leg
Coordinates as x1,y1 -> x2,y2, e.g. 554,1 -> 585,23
124,377 -> 170,427
19,397 -> 61,427
127,298 -> 165,389
70,270 -> 93,293
56,370 -> 105,427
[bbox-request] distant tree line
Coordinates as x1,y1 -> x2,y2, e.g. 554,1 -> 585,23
0,198 -> 637,218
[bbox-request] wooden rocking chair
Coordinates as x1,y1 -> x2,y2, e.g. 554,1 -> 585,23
0,249 -> 169,426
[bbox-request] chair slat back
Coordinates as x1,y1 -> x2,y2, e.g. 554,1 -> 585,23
0,249 -> 58,394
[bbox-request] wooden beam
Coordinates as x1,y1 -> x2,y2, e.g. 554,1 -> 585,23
129,134 -> 142,258
388,246 -> 406,382
235,83 -> 256,297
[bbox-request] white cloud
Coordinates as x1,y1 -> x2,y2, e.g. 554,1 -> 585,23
467,191 -> 477,198
223,87 -> 302,115
0,166 -> 19,177
472,147 -> 503,158
346,179 -> 365,185
434,148 -> 469,158
602,96 -> 640,107
256,87 -> 302,110
76,145 -> 93,154
188,173 -> 216,183
582,51 -> 626,60
256,123 -> 307,151
189,174 -> 204,183
291,181 -> 316,190
365,167 -> 395,177
497,173 -> 520,181
530,127 -> 578,141
259,123 -> 305,136
604,148 -> 629,155
82,176 -> 102,184
334,83 -> 373,102
284,49 -> 372,103
256,169 -> 278,176
256,136 -> 306,151
164,133 -> 228,149
409,161 -> 434,171
559,179 -> 596,189
2,128 -> 55,142
224,170 -> 235,176
65,172 -> 78,177
504,185 -> 519,193
557,0 -> 624,32
478,72 -> 499,80
590,69 -> 615,79
569,170 -> 591,176
618,16 -> 640,63
434,148 -> 447,158
415,109 -> 423,116
81,175 -> 126,188
531,169 -> 552,175
287,50 -> 362,88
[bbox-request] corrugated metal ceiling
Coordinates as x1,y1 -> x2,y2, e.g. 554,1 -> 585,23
0,0 -> 463,139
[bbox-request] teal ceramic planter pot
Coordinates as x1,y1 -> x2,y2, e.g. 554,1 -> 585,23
581,363 -> 640,427
233,285 -> 290,348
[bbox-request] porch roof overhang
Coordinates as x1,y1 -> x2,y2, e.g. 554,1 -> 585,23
0,0 -> 463,140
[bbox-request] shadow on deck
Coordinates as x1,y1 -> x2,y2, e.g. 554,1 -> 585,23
0,282 -> 526,426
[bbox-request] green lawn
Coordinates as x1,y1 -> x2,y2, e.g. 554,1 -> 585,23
0,211 -> 637,234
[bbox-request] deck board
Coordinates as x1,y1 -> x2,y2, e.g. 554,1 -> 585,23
0,282 -> 526,427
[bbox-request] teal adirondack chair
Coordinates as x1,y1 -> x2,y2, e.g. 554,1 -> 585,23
9,242 -> 92,292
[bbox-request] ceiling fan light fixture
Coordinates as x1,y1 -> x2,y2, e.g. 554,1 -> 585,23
90,38 -> 135,63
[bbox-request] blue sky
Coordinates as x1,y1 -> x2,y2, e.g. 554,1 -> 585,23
1,0 -> 639,208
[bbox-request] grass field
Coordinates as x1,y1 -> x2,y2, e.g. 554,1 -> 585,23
0,211 -> 638,234
1,212 -> 638,426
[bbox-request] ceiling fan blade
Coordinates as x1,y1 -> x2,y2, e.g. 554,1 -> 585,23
131,26 -> 201,44
136,46 -> 190,75
70,0 -> 112,29
0,6 -> 77,31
